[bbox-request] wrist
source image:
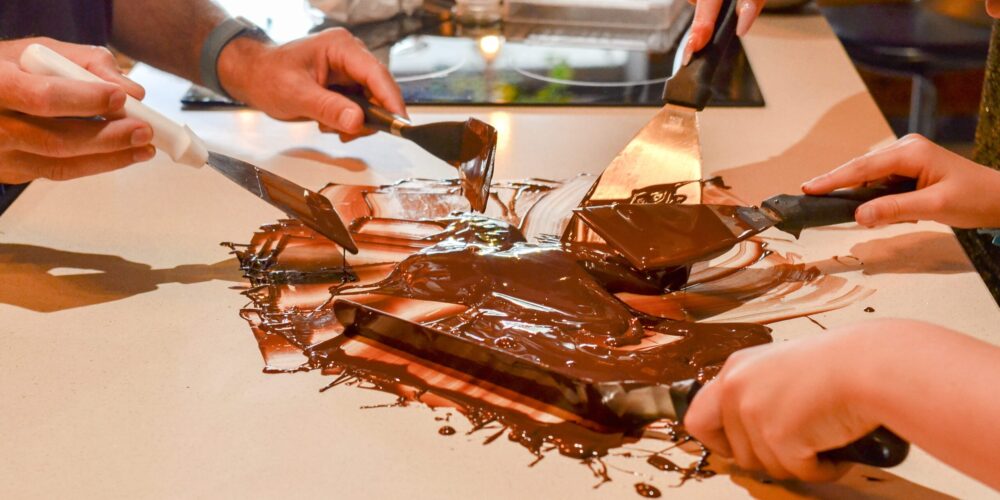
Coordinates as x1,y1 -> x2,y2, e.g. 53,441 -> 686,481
216,37 -> 273,105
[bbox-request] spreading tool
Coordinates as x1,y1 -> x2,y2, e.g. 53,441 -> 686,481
334,299 -> 909,468
20,43 -> 358,254
575,180 -> 917,270
339,90 -> 496,213
583,0 -> 744,206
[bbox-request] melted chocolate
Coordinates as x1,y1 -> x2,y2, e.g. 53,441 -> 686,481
634,482 -> 662,497
227,176 -> 874,491
574,203 -> 762,270
438,425 -> 457,435
864,306 -> 875,313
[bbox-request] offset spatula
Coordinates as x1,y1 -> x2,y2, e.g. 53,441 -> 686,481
336,89 -> 496,213
584,0 -> 741,205
574,180 -> 916,270
334,299 -> 909,468
21,43 -> 358,254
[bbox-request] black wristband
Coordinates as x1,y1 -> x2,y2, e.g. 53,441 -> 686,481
199,17 -> 271,100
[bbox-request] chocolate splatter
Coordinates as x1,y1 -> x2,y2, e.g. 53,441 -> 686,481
634,482 -> 662,497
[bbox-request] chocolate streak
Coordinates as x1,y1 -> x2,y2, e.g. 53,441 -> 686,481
227,176 -> 872,491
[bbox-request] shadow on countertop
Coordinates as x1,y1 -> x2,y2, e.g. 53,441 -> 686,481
0,243 -> 243,312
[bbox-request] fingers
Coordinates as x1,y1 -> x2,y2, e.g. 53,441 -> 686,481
321,29 -> 406,117
31,38 -> 145,99
0,61 -> 127,117
0,145 -> 155,183
777,452 -> 853,483
684,379 -> 733,457
0,114 -> 152,157
736,0 -> 764,37
854,188 -> 945,227
685,0 -> 761,64
686,0 -> 723,60
801,134 -> 937,195
292,82 -> 368,135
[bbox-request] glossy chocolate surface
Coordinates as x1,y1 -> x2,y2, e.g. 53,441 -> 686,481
575,203 -> 762,270
226,176 -> 871,492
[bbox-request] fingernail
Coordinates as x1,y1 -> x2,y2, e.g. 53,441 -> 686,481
736,1 -> 754,36
339,108 -> 361,131
131,126 -> 153,146
134,146 -> 155,162
108,89 -> 126,111
682,43 -> 693,67
856,205 -> 876,226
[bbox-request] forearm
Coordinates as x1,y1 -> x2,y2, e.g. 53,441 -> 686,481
854,322 -> 1000,489
109,0 -> 228,84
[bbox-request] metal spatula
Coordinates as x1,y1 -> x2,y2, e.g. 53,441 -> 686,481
337,90 -> 496,213
334,299 -> 909,468
20,43 -> 358,254
584,0 -> 741,206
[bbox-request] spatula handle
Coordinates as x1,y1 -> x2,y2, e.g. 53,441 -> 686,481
669,380 -> 910,468
760,179 -> 918,238
19,43 -> 208,167
334,87 -> 410,136
664,0 -> 739,110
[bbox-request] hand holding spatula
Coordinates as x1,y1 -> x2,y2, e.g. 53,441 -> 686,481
334,87 -> 497,213
334,300 -> 910,469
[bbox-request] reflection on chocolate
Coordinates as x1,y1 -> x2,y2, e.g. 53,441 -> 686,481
227,176 -> 873,491
635,482 -> 662,498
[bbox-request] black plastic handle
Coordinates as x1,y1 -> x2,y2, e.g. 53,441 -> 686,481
669,379 -> 910,468
818,427 -> 910,467
761,179 -> 918,238
664,0 -> 739,110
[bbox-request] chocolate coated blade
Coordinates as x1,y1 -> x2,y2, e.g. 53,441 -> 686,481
207,152 -> 358,253
334,299 -> 681,428
574,203 -> 774,270
456,118 -> 496,213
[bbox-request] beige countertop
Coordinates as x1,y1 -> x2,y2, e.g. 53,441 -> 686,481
2,12 -> 998,499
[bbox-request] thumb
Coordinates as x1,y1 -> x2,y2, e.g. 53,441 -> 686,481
854,190 -> 938,227
294,83 -> 366,135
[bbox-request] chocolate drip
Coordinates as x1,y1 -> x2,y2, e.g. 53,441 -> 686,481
634,482 -> 662,497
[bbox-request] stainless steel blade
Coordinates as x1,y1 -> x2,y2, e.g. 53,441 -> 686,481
206,152 -> 359,253
586,103 -> 702,205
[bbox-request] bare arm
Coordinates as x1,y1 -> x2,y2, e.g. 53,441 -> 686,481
856,321 -> 1000,489
107,0 -> 404,141
685,319 -> 1000,489
109,0 -> 228,85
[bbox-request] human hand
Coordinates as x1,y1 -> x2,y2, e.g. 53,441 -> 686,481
217,28 -> 405,143
683,322 -> 891,482
684,0 -> 763,64
801,134 -> 1000,228
0,38 -> 153,184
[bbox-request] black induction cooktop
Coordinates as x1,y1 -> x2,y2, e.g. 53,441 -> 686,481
183,10 -> 763,109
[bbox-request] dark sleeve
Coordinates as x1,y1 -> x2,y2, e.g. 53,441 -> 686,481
0,0 -> 112,45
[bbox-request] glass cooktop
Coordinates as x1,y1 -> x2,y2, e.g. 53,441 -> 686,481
183,9 -> 763,108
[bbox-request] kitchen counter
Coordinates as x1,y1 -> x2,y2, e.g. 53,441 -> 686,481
2,12 -> 998,499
